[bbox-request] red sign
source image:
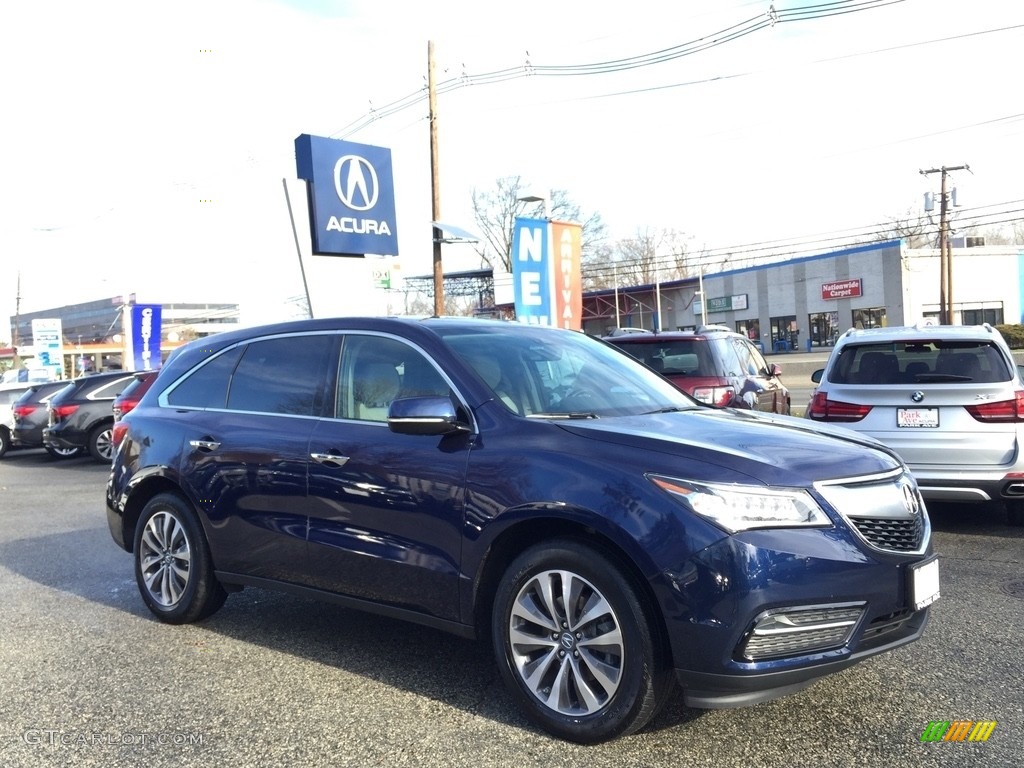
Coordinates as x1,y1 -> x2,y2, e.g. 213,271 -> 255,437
821,279 -> 862,300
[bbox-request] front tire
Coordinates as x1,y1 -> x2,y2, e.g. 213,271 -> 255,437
492,540 -> 672,743
134,493 -> 226,624
0,427 -> 10,458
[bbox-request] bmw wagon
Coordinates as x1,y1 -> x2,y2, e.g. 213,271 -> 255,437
106,317 -> 937,742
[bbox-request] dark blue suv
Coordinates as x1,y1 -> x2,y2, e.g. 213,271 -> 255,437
106,317 -> 937,743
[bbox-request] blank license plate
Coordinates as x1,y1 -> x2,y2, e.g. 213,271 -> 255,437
898,407 -> 939,428
909,556 -> 940,610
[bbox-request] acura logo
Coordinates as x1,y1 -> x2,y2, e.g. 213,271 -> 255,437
333,155 -> 379,211
901,482 -> 921,516
911,391 -> 925,403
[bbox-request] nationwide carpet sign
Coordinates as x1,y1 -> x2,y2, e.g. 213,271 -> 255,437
294,133 -> 399,257
821,278 -> 863,300
511,217 -> 583,329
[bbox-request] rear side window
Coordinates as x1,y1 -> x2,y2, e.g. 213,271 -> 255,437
87,376 -> 135,400
166,346 -> 245,408
830,341 -> 1011,384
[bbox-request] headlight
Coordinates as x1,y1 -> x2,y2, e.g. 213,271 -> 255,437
648,474 -> 831,533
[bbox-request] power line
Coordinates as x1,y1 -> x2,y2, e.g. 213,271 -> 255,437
330,0 -> 914,138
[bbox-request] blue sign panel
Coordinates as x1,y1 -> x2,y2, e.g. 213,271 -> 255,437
512,217 -> 553,325
295,134 -> 399,256
129,304 -> 162,371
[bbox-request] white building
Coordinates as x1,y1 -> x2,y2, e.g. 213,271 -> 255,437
582,240 -> 1022,351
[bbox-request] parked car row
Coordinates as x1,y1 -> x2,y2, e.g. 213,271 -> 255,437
807,323 -> 1024,526
4,370 -> 158,463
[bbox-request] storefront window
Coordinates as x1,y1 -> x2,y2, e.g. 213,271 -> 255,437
961,306 -> 1004,325
807,311 -> 839,347
853,307 -> 886,329
735,319 -> 760,340
769,315 -> 798,352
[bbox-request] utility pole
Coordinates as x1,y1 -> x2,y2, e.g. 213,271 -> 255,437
428,41 -> 444,316
12,271 -> 21,369
920,164 -> 968,324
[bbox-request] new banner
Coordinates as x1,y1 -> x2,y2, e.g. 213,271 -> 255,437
294,134 -> 399,257
129,304 -> 162,371
512,218 -> 583,329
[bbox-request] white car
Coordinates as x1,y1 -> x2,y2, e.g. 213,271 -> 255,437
808,323 -> 1024,526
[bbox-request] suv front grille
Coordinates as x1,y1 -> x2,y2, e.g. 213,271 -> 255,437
815,469 -> 930,555
848,514 -> 924,552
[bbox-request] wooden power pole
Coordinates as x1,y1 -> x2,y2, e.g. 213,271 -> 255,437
920,164 -> 968,324
428,41 -> 444,316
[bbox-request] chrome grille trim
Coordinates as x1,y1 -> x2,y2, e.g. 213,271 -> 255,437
815,469 -> 931,555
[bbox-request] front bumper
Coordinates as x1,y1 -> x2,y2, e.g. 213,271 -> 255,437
655,525 -> 934,708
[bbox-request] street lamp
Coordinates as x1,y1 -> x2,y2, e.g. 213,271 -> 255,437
518,193 -> 549,219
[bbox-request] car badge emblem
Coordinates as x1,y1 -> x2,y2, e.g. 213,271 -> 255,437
901,482 -> 920,516
333,155 -> 379,211
911,391 -> 925,403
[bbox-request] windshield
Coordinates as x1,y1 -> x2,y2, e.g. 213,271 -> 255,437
437,324 -> 697,418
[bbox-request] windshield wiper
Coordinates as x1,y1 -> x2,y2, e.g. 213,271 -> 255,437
643,406 -> 692,414
527,412 -> 599,420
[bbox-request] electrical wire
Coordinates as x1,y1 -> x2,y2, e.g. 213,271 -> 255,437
330,0 -> 912,138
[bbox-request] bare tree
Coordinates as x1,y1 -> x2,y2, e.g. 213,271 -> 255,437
607,228 -> 690,286
470,176 -> 607,273
876,208 -> 932,248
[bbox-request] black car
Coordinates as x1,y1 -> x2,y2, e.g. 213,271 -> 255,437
11,381 -> 80,459
106,317 -> 936,743
605,326 -> 790,414
44,371 -> 136,462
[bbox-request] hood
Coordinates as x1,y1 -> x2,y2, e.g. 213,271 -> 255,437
555,407 -> 902,485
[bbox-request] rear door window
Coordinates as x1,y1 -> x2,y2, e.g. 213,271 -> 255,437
226,335 -> 334,416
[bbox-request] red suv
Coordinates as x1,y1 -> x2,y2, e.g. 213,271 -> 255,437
605,326 -> 790,414
113,371 -> 159,421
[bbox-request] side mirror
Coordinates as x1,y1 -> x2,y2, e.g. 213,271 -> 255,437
811,369 -> 824,384
388,396 -> 469,436
770,363 -> 783,378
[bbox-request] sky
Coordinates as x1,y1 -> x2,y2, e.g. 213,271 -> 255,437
2,0 -> 1022,340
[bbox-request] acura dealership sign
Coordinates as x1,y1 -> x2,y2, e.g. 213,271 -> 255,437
294,134 -> 399,256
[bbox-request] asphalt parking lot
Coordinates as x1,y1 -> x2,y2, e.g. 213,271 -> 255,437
0,450 -> 1021,768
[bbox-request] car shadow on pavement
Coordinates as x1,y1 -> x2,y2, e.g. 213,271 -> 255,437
0,524 -> 706,740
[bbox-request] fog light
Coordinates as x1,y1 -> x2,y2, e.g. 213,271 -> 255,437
740,604 -> 865,661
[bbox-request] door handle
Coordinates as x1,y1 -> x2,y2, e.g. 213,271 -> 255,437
188,439 -> 221,452
310,452 -> 350,468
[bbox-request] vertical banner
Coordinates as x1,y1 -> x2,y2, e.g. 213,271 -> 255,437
512,217 -> 583,329
512,217 -> 552,325
31,318 -> 65,379
552,221 -> 583,331
129,304 -> 162,371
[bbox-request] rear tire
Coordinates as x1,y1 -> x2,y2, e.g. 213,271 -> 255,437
134,493 -> 227,624
0,427 -> 10,459
87,422 -> 114,462
491,539 -> 672,743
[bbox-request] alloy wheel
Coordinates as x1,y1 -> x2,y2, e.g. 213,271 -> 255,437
138,510 -> 192,608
